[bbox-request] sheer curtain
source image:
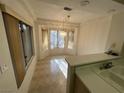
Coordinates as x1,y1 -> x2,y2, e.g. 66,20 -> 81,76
42,29 -> 49,51
68,31 -> 74,49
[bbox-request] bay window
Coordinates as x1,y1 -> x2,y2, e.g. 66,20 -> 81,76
41,28 -> 76,53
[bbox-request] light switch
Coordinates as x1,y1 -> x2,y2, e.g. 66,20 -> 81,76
0,64 -> 8,74
0,67 -> 2,76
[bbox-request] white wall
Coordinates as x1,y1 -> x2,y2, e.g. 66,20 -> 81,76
0,0 -> 35,24
106,12 -> 124,54
0,1 -> 37,93
78,15 -> 112,55
0,10 -> 17,93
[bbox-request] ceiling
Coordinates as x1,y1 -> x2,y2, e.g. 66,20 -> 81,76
24,0 -> 124,23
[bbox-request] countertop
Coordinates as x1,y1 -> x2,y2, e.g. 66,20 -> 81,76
65,53 -> 120,67
75,67 -> 120,93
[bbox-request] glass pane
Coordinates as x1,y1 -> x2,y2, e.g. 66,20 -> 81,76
58,31 -> 67,48
20,23 -> 33,66
50,30 -> 58,49
42,29 -> 48,51
68,31 -> 74,49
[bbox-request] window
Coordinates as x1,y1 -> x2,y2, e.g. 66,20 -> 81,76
50,30 -> 68,49
19,22 -> 34,67
58,31 -> 67,48
42,29 -> 75,50
50,30 -> 58,49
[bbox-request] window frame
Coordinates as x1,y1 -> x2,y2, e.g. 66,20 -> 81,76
19,21 -> 35,68
49,29 -> 74,50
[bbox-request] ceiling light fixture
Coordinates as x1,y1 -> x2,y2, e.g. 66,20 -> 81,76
62,7 -> 72,31
63,7 -> 72,22
64,7 -> 72,11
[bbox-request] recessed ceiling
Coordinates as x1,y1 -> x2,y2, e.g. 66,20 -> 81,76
24,0 -> 124,23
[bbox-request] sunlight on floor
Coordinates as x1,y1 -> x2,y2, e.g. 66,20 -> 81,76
28,57 -> 67,93
50,58 -> 68,78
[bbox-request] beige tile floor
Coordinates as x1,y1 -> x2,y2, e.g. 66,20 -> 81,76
28,56 -> 67,93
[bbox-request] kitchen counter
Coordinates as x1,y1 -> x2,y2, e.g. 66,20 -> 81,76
75,66 -> 119,93
65,53 -> 120,67
65,53 -> 121,93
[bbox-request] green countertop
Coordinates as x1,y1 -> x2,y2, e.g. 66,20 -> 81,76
65,53 -> 120,67
75,66 -> 120,93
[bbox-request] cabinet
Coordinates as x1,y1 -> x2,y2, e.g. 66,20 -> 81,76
74,75 -> 90,93
2,12 -> 26,88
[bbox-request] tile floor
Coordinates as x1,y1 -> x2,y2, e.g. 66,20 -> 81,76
28,56 -> 68,93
